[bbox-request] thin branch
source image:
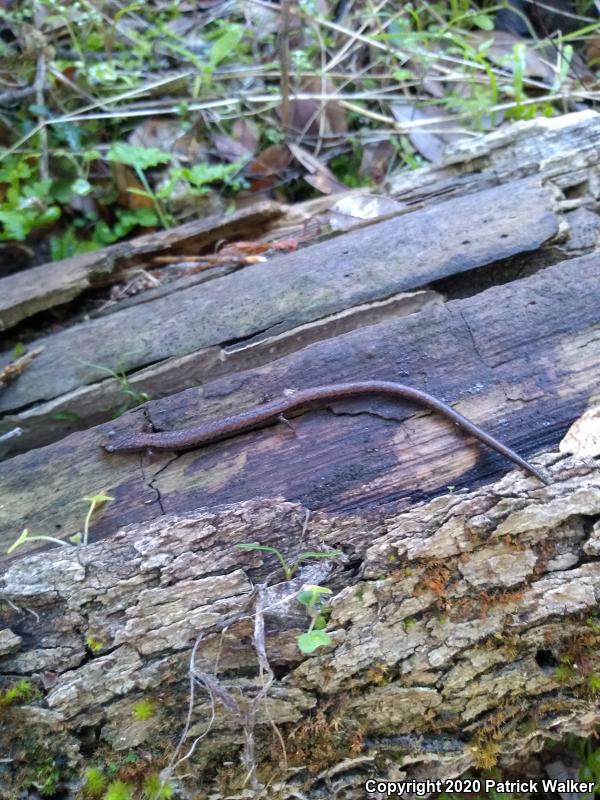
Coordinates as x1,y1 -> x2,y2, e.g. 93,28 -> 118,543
279,0 -> 291,137
34,51 -> 48,181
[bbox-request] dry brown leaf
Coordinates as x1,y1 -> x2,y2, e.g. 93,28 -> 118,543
232,118 -> 259,154
278,76 -> 348,139
112,163 -> 154,210
288,142 -> 346,194
359,140 -> 395,183
212,133 -> 253,163
391,102 -> 467,162
245,144 -> 292,193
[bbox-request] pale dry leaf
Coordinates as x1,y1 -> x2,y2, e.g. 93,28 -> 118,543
469,30 -> 557,83
329,194 -> 405,232
559,404 -> 600,458
278,76 -> 348,139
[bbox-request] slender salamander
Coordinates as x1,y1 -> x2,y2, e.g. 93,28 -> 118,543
102,380 -> 547,483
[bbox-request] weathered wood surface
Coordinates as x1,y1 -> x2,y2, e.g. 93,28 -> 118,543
2,111 -> 600,799
0,201 -> 285,332
3,110 -> 599,460
0,178 -> 559,458
1,110 -> 597,336
0,289 -> 442,458
390,109 -> 600,204
1,250 -> 599,561
1,452 -> 599,797
0,178 -> 557,412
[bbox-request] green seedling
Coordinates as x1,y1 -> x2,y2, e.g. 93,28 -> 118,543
296,584 -> 333,654
7,492 -> 113,553
235,543 -> 342,580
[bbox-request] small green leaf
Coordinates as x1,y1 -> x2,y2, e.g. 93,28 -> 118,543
209,24 -> 244,68
297,630 -> 331,654
106,142 -> 172,169
83,493 -> 114,504
180,161 -> 241,188
28,103 -> 50,116
71,178 -> 92,196
296,550 -> 342,561
0,210 -> 27,240
49,410 -> 83,423
54,122 -> 82,150
12,342 -> 25,359
471,13 -> 494,30
83,149 -> 102,162
296,585 -> 332,607
236,543 -> 277,553
7,529 -> 29,554
37,205 -> 61,226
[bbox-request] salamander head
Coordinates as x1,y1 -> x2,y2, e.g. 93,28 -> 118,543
102,429 -> 144,453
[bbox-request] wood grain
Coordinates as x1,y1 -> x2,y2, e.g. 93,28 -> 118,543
1,251 -> 597,560
0,179 -> 557,417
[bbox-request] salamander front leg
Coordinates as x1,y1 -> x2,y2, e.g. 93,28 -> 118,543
277,414 -> 297,434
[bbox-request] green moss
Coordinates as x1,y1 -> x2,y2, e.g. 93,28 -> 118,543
588,672 -> 600,692
82,767 -> 107,797
103,780 -> 133,800
132,698 -> 155,721
85,636 -> 105,654
26,757 -> 62,797
0,679 -> 40,707
554,663 -> 577,683
142,773 -> 173,799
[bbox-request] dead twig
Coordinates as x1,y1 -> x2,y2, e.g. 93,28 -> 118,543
0,348 -> 44,389
279,0 -> 292,137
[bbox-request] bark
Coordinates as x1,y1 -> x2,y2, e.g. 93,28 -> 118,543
1,449 -> 599,798
2,247 -> 600,555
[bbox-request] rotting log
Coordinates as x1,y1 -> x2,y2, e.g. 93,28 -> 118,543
2,112 -> 600,458
1,248 -> 599,558
1,448 -> 599,798
0,201 -> 285,333
2,111 -> 600,797
0,111 -> 600,456
0,178 -> 558,418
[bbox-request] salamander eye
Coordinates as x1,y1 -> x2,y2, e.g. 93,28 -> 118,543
103,430 -> 117,452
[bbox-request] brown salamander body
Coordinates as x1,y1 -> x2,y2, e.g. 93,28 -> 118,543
101,381 -> 547,483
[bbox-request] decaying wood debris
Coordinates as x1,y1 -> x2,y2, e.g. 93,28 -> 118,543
1,448 -> 599,798
2,110 -> 600,461
2,111 -> 600,798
